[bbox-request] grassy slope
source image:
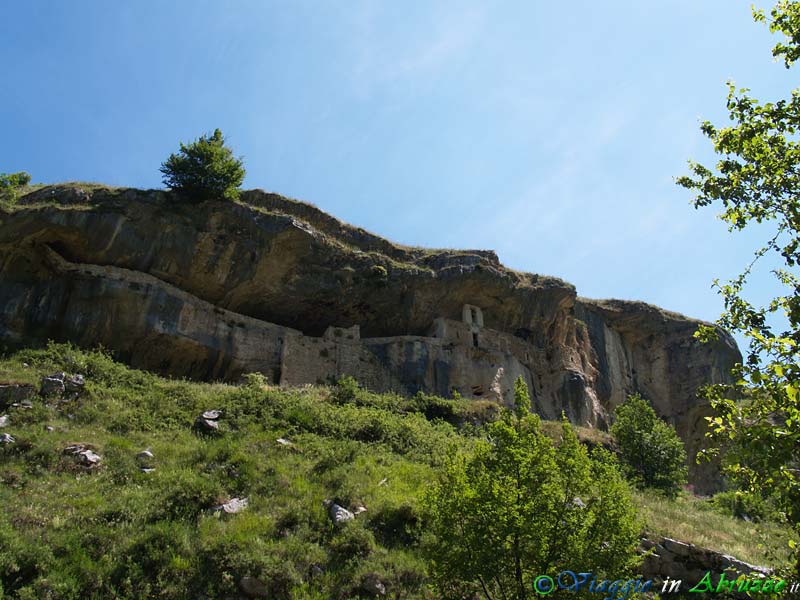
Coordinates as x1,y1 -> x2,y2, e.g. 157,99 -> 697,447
0,345 -> 795,599
0,345 -> 473,599
634,491 -> 795,567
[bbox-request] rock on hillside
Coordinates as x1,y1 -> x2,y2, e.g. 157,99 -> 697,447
0,184 -> 740,491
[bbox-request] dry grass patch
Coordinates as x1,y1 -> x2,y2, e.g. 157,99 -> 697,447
634,489 -> 797,568
540,419 -> 614,450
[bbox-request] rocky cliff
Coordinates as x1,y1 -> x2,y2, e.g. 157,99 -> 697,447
0,184 -> 740,491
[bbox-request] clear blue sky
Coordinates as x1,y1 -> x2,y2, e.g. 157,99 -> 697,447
1,1 -> 791,331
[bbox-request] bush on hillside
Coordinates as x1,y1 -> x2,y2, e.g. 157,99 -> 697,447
425,380 -> 641,598
611,393 -> 688,496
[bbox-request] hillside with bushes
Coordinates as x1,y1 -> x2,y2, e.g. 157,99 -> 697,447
0,344 -> 794,598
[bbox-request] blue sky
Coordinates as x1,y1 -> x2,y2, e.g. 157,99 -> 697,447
1,1 -> 791,331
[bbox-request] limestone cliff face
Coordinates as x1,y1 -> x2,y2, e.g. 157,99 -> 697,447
575,299 -> 740,490
0,184 -> 740,490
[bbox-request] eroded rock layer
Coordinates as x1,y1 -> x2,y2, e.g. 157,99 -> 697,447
0,184 -> 741,491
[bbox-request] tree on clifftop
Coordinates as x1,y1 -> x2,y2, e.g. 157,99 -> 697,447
160,129 -> 245,203
677,0 -> 800,572
0,171 -> 31,207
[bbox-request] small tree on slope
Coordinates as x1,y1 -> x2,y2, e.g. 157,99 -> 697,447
425,378 -> 640,600
611,393 -> 687,496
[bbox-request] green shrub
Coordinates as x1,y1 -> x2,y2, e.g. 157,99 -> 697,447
110,521 -> 197,598
329,523 -> 376,562
425,403 -> 641,598
0,516 -> 54,597
711,489 -> 786,523
194,438 -> 260,495
242,372 -> 268,388
0,171 -> 31,207
611,393 -> 688,496
150,468 -> 222,521
331,376 -> 362,405
411,392 -> 459,423
1,171 -> 31,187
160,129 -> 245,203
311,440 -> 361,475
370,503 -> 420,548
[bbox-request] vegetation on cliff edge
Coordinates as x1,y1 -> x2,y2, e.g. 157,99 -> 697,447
160,128 -> 245,203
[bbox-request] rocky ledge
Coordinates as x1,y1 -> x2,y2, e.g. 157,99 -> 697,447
0,184 -> 740,491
